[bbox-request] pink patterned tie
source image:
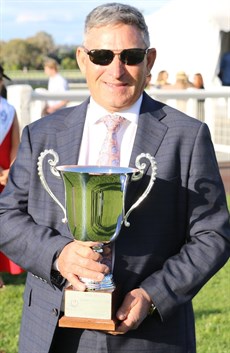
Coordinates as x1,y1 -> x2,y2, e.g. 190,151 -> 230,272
96,114 -> 124,290
97,114 -> 124,167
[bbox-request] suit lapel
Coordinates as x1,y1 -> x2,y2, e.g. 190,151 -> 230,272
129,93 -> 168,169
127,94 -> 168,208
56,99 -> 89,165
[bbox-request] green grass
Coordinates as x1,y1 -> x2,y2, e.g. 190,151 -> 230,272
227,194 -> 230,210
193,261 -> 230,353
0,273 -> 26,353
6,69 -> 84,80
0,196 -> 229,353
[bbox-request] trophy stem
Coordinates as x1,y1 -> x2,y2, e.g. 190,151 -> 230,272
79,274 -> 115,291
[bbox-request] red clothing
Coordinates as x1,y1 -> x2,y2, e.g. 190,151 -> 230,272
0,121 -> 24,274
0,124 -> 12,192
0,252 -> 24,274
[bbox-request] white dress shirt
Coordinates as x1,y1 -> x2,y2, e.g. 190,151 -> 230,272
78,95 -> 143,167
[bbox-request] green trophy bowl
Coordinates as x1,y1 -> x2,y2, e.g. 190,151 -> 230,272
57,165 -> 137,243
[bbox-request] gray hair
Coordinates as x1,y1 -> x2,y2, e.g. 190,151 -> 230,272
84,2 -> 150,47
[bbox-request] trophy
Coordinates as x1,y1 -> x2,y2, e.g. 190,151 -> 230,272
37,150 -> 157,331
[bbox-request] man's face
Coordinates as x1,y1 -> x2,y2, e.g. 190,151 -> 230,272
77,24 -> 156,112
44,65 -> 55,77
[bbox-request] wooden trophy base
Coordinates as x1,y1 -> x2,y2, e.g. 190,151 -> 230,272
59,315 -> 118,331
59,286 -> 119,331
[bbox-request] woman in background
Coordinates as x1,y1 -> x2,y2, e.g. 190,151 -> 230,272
154,70 -> 171,88
0,70 -> 23,288
193,73 -> 205,121
193,73 -> 205,89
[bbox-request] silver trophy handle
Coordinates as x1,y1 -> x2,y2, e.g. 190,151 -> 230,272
123,153 -> 157,227
37,149 -> 67,223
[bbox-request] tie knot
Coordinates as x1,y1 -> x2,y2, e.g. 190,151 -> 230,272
101,114 -> 124,132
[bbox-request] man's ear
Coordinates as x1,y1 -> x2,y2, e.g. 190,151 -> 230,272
76,47 -> 87,75
147,48 -> 157,73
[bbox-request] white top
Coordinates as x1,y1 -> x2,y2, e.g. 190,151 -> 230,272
78,95 -> 143,167
0,97 -> 15,145
47,73 -> 68,107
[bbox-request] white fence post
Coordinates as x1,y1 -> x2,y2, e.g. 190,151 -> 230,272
7,84 -> 33,134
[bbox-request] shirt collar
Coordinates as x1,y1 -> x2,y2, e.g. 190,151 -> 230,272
87,95 -> 143,125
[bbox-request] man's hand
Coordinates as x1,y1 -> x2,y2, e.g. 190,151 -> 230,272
109,288 -> 153,335
57,240 -> 110,291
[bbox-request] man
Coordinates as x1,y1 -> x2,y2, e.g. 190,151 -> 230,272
218,51 -> 230,86
0,3 -> 229,353
43,57 -> 69,114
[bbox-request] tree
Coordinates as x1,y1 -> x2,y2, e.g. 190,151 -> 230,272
0,39 -> 35,70
0,32 -> 80,70
57,45 -> 79,70
61,57 -> 78,70
27,31 -> 55,55
26,32 -> 56,69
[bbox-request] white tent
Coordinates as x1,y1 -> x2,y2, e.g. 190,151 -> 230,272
145,0 -> 230,86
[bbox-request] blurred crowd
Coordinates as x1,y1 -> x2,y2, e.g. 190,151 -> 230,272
149,70 -> 205,90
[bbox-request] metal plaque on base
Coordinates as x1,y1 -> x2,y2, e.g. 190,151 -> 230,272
59,285 -> 119,330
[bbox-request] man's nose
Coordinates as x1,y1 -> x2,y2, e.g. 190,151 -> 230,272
107,54 -> 126,78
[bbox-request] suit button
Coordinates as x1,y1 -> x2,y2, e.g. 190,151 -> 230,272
52,308 -> 59,316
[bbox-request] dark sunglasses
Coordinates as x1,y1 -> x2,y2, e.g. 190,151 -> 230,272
84,48 -> 149,66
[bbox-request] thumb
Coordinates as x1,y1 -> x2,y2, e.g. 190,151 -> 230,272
116,294 -> 134,321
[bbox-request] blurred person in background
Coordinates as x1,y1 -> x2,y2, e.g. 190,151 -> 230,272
163,71 -> 193,112
218,51 -> 230,86
0,68 -> 23,288
166,71 -> 193,90
192,73 -> 205,121
154,70 -> 171,88
193,73 -> 205,89
43,58 -> 69,115
0,65 -> 12,99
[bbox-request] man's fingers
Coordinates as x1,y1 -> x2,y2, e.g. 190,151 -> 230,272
57,241 -> 110,284
66,273 -> 86,291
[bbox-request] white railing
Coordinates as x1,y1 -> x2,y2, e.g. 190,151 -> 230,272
7,84 -> 230,162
